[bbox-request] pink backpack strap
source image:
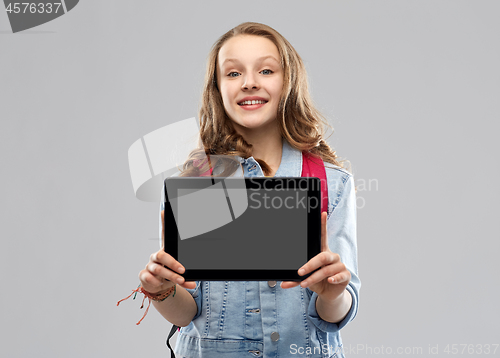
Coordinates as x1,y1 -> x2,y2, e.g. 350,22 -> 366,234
192,158 -> 213,177
301,152 -> 328,213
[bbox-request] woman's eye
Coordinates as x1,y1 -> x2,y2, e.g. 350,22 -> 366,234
260,69 -> 273,75
228,72 -> 240,77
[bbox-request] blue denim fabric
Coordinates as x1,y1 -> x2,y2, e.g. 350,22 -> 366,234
159,140 -> 360,358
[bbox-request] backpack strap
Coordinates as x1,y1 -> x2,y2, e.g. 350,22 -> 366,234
166,324 -> 179,357
192,158 -> 213,177
301,152 -> 328,214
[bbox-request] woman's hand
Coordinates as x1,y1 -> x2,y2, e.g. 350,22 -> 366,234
138,210 -> 196,294
281,212 -> 351,302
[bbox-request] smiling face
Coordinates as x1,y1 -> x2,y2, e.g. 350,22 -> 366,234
217,35 -> 284,138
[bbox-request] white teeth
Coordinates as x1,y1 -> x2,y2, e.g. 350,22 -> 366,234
239,100 -> 266,105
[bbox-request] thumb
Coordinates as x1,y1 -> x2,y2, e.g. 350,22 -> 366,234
320,212 -> 329,252
161,210 -> 165,239
280,281 -> 300,289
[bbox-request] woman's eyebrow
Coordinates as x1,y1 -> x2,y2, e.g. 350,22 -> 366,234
221,55 -> 280,66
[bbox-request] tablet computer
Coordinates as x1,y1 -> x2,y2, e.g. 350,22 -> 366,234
163,177 -> 321,281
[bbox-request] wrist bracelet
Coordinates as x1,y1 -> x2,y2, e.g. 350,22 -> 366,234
146,284 -> 177,302
117,284 -> 177,325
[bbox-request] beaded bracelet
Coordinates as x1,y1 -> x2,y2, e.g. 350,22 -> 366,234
117,284 -> 177,325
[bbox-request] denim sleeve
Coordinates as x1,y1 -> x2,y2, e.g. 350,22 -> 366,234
185,281 -> 202,320
307,173 -> 360,332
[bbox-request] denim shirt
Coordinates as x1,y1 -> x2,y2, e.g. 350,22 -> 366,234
159,140 -> 360,358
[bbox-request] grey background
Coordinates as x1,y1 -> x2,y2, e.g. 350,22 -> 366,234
1,0 -> 498,357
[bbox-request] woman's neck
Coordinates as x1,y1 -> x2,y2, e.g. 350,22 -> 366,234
252,136 -> 283,176
235,122 -> 283,176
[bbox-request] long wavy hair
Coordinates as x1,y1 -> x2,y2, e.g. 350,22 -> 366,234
180,22 -> 345,177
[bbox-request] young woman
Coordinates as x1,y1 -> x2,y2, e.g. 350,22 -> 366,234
138,22 -> 360,357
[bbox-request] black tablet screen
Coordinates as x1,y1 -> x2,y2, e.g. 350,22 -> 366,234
177,187 -> 307,270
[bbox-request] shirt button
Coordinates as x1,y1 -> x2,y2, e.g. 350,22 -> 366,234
271,332 -> 280,342
268,280 -> 277,288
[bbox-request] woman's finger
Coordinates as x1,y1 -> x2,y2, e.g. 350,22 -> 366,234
181,281 -> 197,290
150,251 -> 185,275
280,281 -> 300,289
298,252 -> 340,277
328,270 -> 351,285
299,262 -> 346,288
320,212 -> 329,252
139,269 -> 165,287
147,261 -> 187,285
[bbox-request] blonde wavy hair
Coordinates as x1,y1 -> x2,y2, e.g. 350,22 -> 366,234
180,22 -> 345,177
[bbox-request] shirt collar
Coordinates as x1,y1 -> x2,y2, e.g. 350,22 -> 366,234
274,139 -> 302,177
234,139 -> 302,177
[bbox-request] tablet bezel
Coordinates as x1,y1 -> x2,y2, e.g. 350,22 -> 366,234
163,177 -> 321,281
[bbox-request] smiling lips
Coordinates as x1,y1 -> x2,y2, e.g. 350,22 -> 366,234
237,98 -> 268,110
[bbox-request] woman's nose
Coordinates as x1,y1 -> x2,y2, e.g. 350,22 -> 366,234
241,73 -> 259,90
